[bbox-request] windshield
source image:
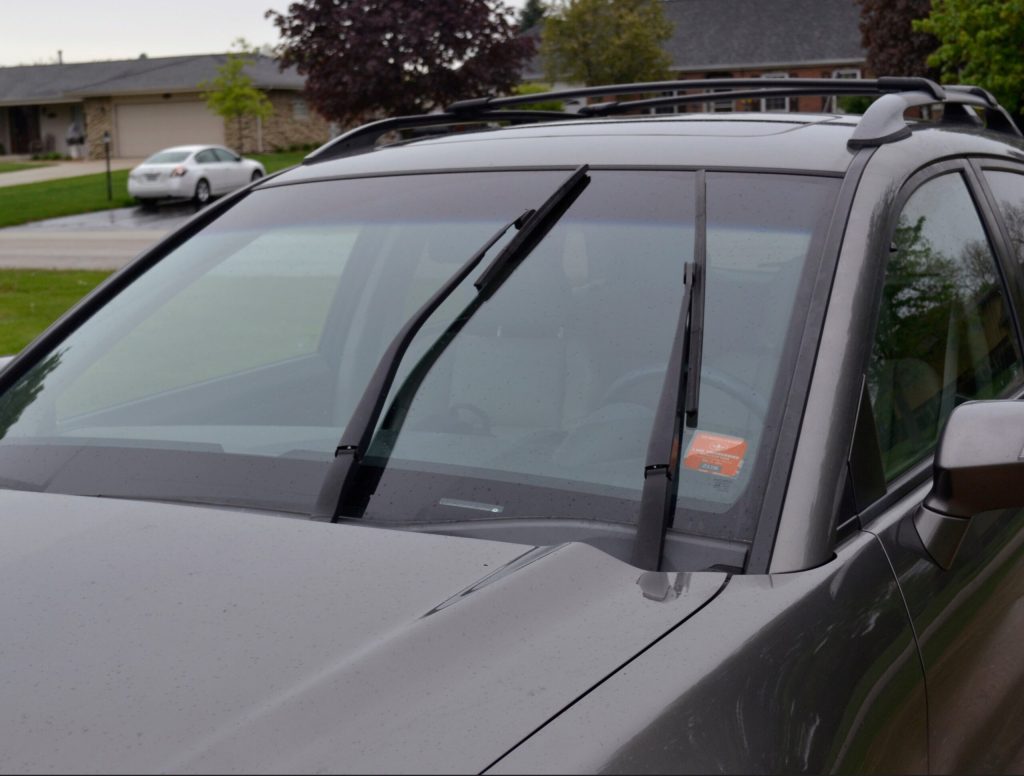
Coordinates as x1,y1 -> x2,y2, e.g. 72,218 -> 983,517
143,150 -> 191,164
0,169 -> 839,550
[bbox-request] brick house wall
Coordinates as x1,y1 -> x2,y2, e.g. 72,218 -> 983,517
83,97 -> 114,159
224,90 -> 331,153
661,64 -> 867,114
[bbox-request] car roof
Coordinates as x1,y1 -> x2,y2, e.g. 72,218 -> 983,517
270,112 -> 1024,186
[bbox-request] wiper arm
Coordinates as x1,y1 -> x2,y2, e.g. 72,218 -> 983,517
313,164 -> 591,521
631,170 -> 706,570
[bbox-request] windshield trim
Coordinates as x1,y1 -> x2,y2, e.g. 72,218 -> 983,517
261,164 -> 845,192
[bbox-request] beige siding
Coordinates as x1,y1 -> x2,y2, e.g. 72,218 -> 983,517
114,101 -> 224,157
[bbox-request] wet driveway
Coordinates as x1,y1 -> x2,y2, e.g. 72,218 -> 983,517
0,204 -> 199,270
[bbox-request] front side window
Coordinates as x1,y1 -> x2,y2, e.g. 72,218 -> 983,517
0,169 -> 838,549
869,172 -> 1024,479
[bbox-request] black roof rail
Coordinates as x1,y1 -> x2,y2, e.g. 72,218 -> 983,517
303,109 -> 584,163
304,77 -> 1021,164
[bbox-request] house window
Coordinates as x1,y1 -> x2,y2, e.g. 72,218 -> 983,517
706,74 -> 734,113
293,98 -> 310,121
829,68 -> 863,112
760,72 -> 790,112
650,90 -> 684,115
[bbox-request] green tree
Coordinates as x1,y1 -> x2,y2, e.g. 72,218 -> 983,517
513,82 -> 564,111
200,39 -> 274,152
518,0 -> 547,30
914,0 -> 1024,120
541,0 -> 673,86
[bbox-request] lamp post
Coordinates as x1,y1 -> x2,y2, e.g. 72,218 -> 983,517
102,131 -> 112,201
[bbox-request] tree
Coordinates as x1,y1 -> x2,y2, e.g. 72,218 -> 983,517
541,0 -> 672,86
914,0 -> 1024,120
513,82 -> 564,111
266,0 -> 534,125
200,39 -> 274,153
855,0 -> 938,78
518,0 -> 547,30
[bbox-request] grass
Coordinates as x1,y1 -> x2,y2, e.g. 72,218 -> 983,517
0,150 -> 309,229
0,161 -> 52,174
251,150 -> 308,172
0,269 -> 111,355
0,170 -> 135,229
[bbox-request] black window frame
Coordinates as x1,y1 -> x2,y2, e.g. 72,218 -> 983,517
847,157 -> 1024,532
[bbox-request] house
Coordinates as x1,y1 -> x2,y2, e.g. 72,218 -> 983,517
521,0 -> 867,112
662,0 -> 866,112
0,54 -> 331,159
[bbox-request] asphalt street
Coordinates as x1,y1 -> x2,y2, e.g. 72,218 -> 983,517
0,205 -> 196,270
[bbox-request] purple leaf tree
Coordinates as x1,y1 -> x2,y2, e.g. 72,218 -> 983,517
267,0 -> 535,124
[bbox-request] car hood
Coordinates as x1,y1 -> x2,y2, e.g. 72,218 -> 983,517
0,489 -> 725,774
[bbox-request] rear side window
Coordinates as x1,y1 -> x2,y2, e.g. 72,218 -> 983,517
982,170 -> 1024,267
869,172 -> 1024,479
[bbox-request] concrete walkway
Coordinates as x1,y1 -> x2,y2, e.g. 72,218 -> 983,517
0,158 -> 143,188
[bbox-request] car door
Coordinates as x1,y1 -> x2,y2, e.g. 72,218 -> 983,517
852,160 -> 1024,774
213,147 -> 247,188
193,148 -> 224,193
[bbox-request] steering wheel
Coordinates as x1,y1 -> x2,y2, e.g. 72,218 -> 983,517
600,364 -> 769,419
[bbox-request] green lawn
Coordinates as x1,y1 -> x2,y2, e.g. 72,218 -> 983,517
0,150 -> 309,229
251,150 -> 308,172
0,270 -> 111,355
0,170 -> 135,229
0,161 -> 52,174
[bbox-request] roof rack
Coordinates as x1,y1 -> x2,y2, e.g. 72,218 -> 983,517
304,77 -> 1022,164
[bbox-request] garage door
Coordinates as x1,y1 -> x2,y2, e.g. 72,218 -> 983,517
115,101 -> 225,157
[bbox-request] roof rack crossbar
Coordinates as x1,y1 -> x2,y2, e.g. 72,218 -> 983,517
579,84 -> 907,117
446,77 -> 944,113
304,77 -> 1021,164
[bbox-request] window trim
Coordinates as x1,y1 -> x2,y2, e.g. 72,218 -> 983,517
851,158 -> 1024,528
760,72 -> 791,112
828,68 -> 862,112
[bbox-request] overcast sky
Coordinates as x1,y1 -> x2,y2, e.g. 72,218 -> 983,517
0,0 -> 529,67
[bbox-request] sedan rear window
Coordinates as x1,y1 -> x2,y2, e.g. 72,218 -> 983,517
0,170 -> 838,550
143,151 -> 191,164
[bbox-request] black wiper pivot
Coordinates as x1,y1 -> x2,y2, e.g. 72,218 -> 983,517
631,171 -> 706,570
312,164 -> 591,522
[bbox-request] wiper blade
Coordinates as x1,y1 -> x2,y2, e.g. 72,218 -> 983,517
631,170 -> 706,570
313,164 -> 591,521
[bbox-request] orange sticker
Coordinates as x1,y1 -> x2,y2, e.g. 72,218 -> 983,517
683,431 -> 748,478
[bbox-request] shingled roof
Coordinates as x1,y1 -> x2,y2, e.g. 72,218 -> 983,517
522,0 -> 865,80
0,54 -> 304,106
663,0 -> 864,71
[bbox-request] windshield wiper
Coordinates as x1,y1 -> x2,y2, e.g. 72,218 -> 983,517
631,170 -> 706,570
313,164 -> 591,522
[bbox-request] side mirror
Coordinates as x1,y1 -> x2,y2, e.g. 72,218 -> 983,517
913,400 -> 1024,569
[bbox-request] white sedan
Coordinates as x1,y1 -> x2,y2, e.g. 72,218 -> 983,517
127,145 -> 266,207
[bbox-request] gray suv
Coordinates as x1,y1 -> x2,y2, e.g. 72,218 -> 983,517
1,78 -> 1024,772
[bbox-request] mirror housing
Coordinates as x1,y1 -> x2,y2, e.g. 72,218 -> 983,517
913,400 -> 1024,569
